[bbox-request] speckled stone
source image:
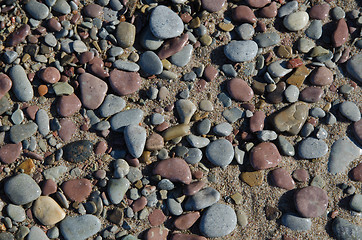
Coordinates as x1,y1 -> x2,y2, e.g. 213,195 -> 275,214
149,6 -> 184,39
5,173 -> 41,205
250,142 -> 281,170
59,215 -> 101,240
63,140 -> 93,163
294,186 -> 328,218
153,158 -> 192,184
224,40 -> 258,62
227,78 -> 254,102
62,179 -> 92,202
206,139 -> 234,167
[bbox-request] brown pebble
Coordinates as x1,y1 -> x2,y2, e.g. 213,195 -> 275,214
145,228 -> 169,240
337,47 -> 350,64
57,93 -> 82,117
309,3 -> 330,20
292,169 -> 309,182
158,34 -> 189,59
240,170 -> 264,187
38,85 -> 48,96
249,111 -> 265,133
259,2 -> 277,18
203,65 -> 218,82
95,141 -> 107,155
267,81 -> 286,104
155,122 -> 169,132
62,179 -> 92,202
286,65 -> 311,88
171,233 -> 207,240
193,170 -> 203,179
174,212 -> 200,230
79,51 -> 94,64
265,205 -> 281,220
108,208 -> 123,224
183,181 -> 205,196
300,86 -> 324,103
146,133 -> 164,151
132,196 -> 147,213
270,168 -> 295,190
250,142 -> 281,170
201,0 -> 226,12
0,143 -> 22,164
350,163 -> 362,182
83,4 -> 103,18
309,67 -> 333,86
39,67 -> 61,84
47,18 -> 62,32
109,69 -> 142,96
153,158 -> 192,184
148,209 -> 167,226
7,24 -> 31,46
353,119 -> 362,145
58,118 -> 76,142
0,73 -> 12,99
227,78 -> 254,102
245,0 -> 271,8
233,6 -> 257,23
42,179 -> 57,196
332,19 -> 349,47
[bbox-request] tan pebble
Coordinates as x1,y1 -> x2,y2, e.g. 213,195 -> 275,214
199,35 -> 212,46
16,159 -> 35,175
240,170 -> 264,186
33,196 -> 66,225
219,22 -> 234,32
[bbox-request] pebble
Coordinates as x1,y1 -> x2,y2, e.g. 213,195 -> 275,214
171,234 -> 206,240
350,194 -> 362,212
27,226 -> 49,240
300,86 -> 323,103
0,74 -> 12,99
278,1 -> 298,17
309,3 -> 330,20
316,127 -> 328,139
254,32 -> 280,47
199,100 -> 213,112
109,69 -> 142,96
213,122 -> 233,136
5,173 -> 41,205
283,12 -> 309,31
39,67 -> 61,84
3,51 -> 18,64
201,0 -> 226,12
158,34 -> 189,59
249,111 -> 265,132
62,178 -> 92,202
332,218 -> 362,240
8,65 -> 34,102
186,135 -> 210,148
140,27 -> 164,51
53,82 -> 74,96
174,212 -> 200,230
0,143 -> 22,164
199,204 -> 237,238
224,40 -> 258,62
33,196 -> 66,225
113,60 -> 139,72
332,19 -> 349,47
310,67 -> 333,86
124,125 -> 146,158
270,168 -> 295,190
78,73 -> 108,109
206,139 -> 234,167
146,228 -> 169,240
83,4 -> 103,18
110,109 -> 144,132
298,38 -> 316,53
149,6 -> 184,39
298,137 -> 328,159
284,85 -> 300,103
52,0 -> 71,14
107,178 -> 130,204
60,215 -> 101,240
57,94 -> 81,117
294,186 -> 328,217
257,130 -> 277,141
116,22 -> 136,48
347,53 -> 362,83
354,120 -> 362,145
7,24 -> 31,47
233,6 -> 257,23
250,142 -> 281,170
170,44 -> 193,67
223,107 -> 244,123
331,7 -> 345,20
281,213 -> 312,231
153,158 -> 192,184
305,20 -> 322,40
268,60 -> 292,78
328,137 -> 361,174
36,109 -> 50,136
339,101 -> 361,122
9,122 -> 38,143
7,204 -> 25,222
197,119 -> 211,135
25,0 -> 49,20
167,197 -> 183,216
227,78 -> 254,101
139,51 -> 163,75
63,140 -> 93,163
185,187 -> 220,211
176,99 -> 196,124
163,124 -> 190,141
221,64 -> 237,77
235,24 -> 255,40
98,94 -> 125,117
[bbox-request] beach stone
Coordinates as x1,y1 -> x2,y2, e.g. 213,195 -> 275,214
233,6 -> 257,23
249,111 -> 265,132
332,19 -> 349,47
213,122 -> 233,136
5,173 -> 41,205
260,2 -> 277,18
300,87 -> 323,103
0,74 -> 12,99
199,204 -> 237,238
186,135 -> 210,148
167,197 -> 183,216
254,32 -> 280,47
267,81 -> 286,104
174,212 -> 200,230
184,148 -> 203,165
109,69 -> 142,96
201,0 -> 226,12
7,24 -> 31,47
284,85 -> 300,103
25,0 -> 49,20
39,67 -> 61,84
309,3 -> 330,20
170,44 -> 193,67
176,99 -> 196,124
283,11 -> 309,31
277,136 -> 295,156
113,60 -> 139,72
149,6 -> 183,39
7,204 -> 25,222
298,137 -> 328,159
27,226 -> 49,240
227,78 -> 254,102
206,139 -> 234,168
310,67 -> 333,86
53,82 -> 74,96
328,137 -> 361,174
63,140 -> 93,163
250,142 -> 281,170
140,27 -> 164,51
235,24 -> 254,40
57,94 -> 81,117
60,215 -> 101,240
3,51 -> 18,64
353,119 -> 362,145
36,109 -> 49,136
185,187 -> 220,210
245,0 -> 271,8
339,101 -> 361,122
154,158 -> 192,184
83,4 -> 103,18
278,1 -> 298,17
293,169 -> 309,182
10,122 -> 38,143
9,65 -> 33,102
305,20 -> 322,40
294,186 -> 328,218
0,232 -> 14,240
107,178 -> 130,204
224,40 -> 258,62
78,73 -> 107,109
42,179 -> 57,196
146,228 -> 169,240
331,7 -> 345,20
110,109 -> 144,132
171,234 -> 206,240
199,100 -> 214,112
116,22 -> 136,48
98,94 -> 125,117
350,194 -> 362,212
332,218 -> 362,240
0,143 -> 22,164
62,179 -> 92,202
241,170 -> 264,186
139,51 -> 163,75
281,213 -> 312,231
148,209 -> 166,226
52,0 -> 71,14
184,181 -> 205,196
158,34 -> 189,59
270,168 -> 295,190
347,53 -> 362,83
298,38 -> 316,53
124,125 -> 146,158
33,196 -> 66,225
268,60 -> 292,78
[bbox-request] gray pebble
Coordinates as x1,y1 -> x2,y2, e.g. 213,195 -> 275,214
222,107 -> 243,123
184,148 -> 203,164
170,44 -> 193,67
221,64 -> 237,77
350,194 -> 362,212
310,175 -> 325,188
45,34 -> 57,47
52,0 -> 71,15
224,40 -> 258,62
234,146 -> 246,165
3,51 -> 18,64
325,112 -> 337,125
140,27 -> 164,51
8,65 -> 34,102
27,226 -> 49,240
257,130 -> 277,142
310,107 -> 325,118
25,0 -> 49,20
147,86 -> 158,100
167,197 -> 183,216
339,101 -> 361,122
305,20 -> 322,40
60,215 -> 101,240
213,122 -> 233,136
268,60 -> 292,78
281,213 -> 311,231
298,137 -> 328,159
332,218 -> 362,240
150,113 -> 164,125
10,122 -> 38,143
139,51 -> 163,75
194,25 -> 207,37
113,60 -> 140,72
197,118 -> 211,135
346,53 -> 362,83
108,46 -> 124,57
218,93 -> 232,107
185,187 -> 220,211
7,204 -> 26,222
206,139 -> 234,167
254,32 -> 281,47
300,123 -> 314,137
149,5 -> 183,39
339,84 -> 354,94
11,108 -> 24,125
331,7 -> 345,20
93,121 -> 110,131
126,167 -> 143,183
110,109 -> 144,132
186,134 -> 210,148
315,127 -> 328,140
107,178 -> 130,204
199,100 -> 213,112
278,0 -> 298,17
158,179 -> 174,190
179,89 -> 189,99
36,109 -> 50,136
183,71 -> 197,82
5,173 -> 41,205
235,23 -> 254,40
99,94 -> 126,118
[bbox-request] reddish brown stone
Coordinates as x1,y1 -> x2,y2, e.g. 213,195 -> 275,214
287,58 -> 303,69
158,34 -> 189,59
153,158 -> 192,184
292,169 -> 309,182
249,111 -> 265,133
132,196 -> 147,213
245,0 -> 271,8
294,186 -> 328,218
259,2 -> 277,18
62,178 -> 92,202
145,228 -> 169,240
47,18 -> 62,32
174,212 -> 200,230
42,179 -> 57,196
309,67 -> 333,86
78,51 -> 95,64
350,163 -> 362,182
171,233 -> 207,240
0,73 -> 12,99
109,69 -> 142,96
233,6 -> 257,23
300,86 -> 324,103
146,133 -> 164,151
95,141 -> 107,155
154,122 -> 169,132
337,47 -> 350,64
58,118 -> 76,142
332,19 -> 349,47
309,3 -> 330,20
148,209 -> 167,226
78,73 -> 108,109
7,24 -> 31,46
201,0 -> 226,12
267,81 -> 286,104
250,142 -> 281,170
88,57 -> 109,79
83,4 -> 103,18
39,67 -> 61,84
0,143 -> 22,164
353,119 -> 362,145
227,78 -> 254,102
203,65 -> 218,82
270,168 -> 295,190
57,93 -> 82,117
183,181 -> 205,196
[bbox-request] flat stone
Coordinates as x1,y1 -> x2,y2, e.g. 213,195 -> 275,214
139,51 -> 163,75
240,170 -> 264,186
57,94 -> 81,117
62,179 -> 92,202
278,1 -> 298,17
292,169 -> 309,182
185,187 -> 220,210
109,69 -> 142,96
294,186 -> 328,218
0,143 -> 22,164
167,197 -> 183,216
332,19 -> 349,47
224,40 -> 258,62
347,53 -> 362,83
113,60 -> 140,72
98,94 -> 125,117
184,148 -> 203,164
63,140 -> 93,163
0,232 -> 14,240
254,32 -> 280,47
199,204 -> 237,238
107,178 -> 130,204
124,125 -> 146,158
27,226 -> 49,240
158,34 -> 189,60
300,86 -> 323,103
227,78 -> 254,101
36,109 -> 49,136
186,135 -> 210,148
206,139 -> 234,167
10,122 -> 38,143
60,215 -> 101,240
170,44 -> 193,67
110,109 -> 144,132
5,173 -> 41,205
148,209 -> 166,226
281,213 -> 312,231
270,168 -> 295,190
283,11 -> 309,31
33,196 -> 66,225
153,158 -> 192,184
201,0 -> 226,12
199,100 -> 214,112
43,166 -> 68,182
309,3 -> 330,20
171,234 -> 206,240
339,101 -> 361,122
267,81 -> 286,104
116,22 -> 136,48
233,6 -> 257,23
53,82 -> 74,96
309,67 -> 333,86
235,23 -> 255,40
174,212 -> 200,230
146,133 -> 164,151
250,142 -> 281,170
332,217 -> 362,240
175,99 -> 196,124
328,137 -> 361,174
298,38 -> 316,53
7,204 -> 26,222
298,137 -> 328,159
83,4 -> 103,18
213,122 -> 233,136
78,73 -> 107,109
140,27 -> 164,51
305,20 -> 322,40
268,60 -> 292,78
223,107 -> 244,123
52,0 -> 71,14
284,85 -> 300,103
149,6 -> 183,39
277,135 -> 295,156
353,119 -> 362,145
25,0 -> 49,20
9,65 -> 33,102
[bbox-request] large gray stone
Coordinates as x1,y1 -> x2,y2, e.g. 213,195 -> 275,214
59,215 -> 101,240
4,173 -> 41,205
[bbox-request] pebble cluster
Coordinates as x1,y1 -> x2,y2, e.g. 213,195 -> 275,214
0,0 -> 360,239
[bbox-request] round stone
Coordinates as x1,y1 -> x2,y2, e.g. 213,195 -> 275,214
227,78 -> 254,102
149,6 -> 183,39
107,178 -> 130,204
250,142 -> 281,170
270,168 -> 295,190
185,187 -> 220,211
310,67 -> 333,86
116,22 -> 136,48
33,196 -> 66,225
153,158 -> 192,184
139,51 -> 163,75
235,23 -> 255,40
199,204 -> 237,238
4,173 -> 41,205
109,69 -> 141,96
309,3 -> 330,20
298,137 -> 328,159
83,4 -> 103,18
294,186 -> 328,218
124,125 -> 146,158
339,101 -> 361,122
60,215 -> 101,240
0,143 -> 22,164
283,11 -> 309,31
224,40 -> 258,62
25,0 -> 49,20
232,6 -> 257,23
78,73 -> 108,110
305,20 -> 323,40
62,179 -> 92,202
284,85 -> 299,103
206,139 -> 234,168
201,0 -> 226,12
7,204 -> 26,222
39,67 -> 61,84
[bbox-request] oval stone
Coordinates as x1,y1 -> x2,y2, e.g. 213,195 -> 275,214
347,53 -> 362,83
201,0 -> 226,12
5,173 -> 41,205
174,212 -> 200,230
25,0 -> 49,20
270,168 -> 295,190
107,178 -> 130,204
146,228 -> 169,240
184,187 -> 220,211
149,6 -> 184,39
250,142 -> 281,170
116,22 -> 136,48
299,86 -> 323,103
39,67 -> 61,84
6,24 -> 31,47
0,74 -> 12,99
33,196 -> 66,225
60,215 -> 101,240
298,137 -> 328,159
283,11 -> 309,31
153,158 -> 192,184
224,40 -> 258,62
83,4 -> 103,18
294,186 -> 328,218
78,73 -> 108,110
63,140 -> 93,163
309,67 -> 333,86
232,6 -> 257,23
332,19 -> 349,47
282,213 -> 312,231
57,94 -> 82,117
250,111 -> 265,132
62,179 -> 92,202
205,139 -> 234,167
109,70 -> 141,96
227,78 -> 254,102
0,143 -> 22,164
9,65 -> 34,102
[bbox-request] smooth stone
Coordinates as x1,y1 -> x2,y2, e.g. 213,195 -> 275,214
57,94 -> 82,117
245,0 -> 270,8
163,124 -> 190,141
167,198 -> 183,216
257,130 -> 277,141
213,122 -> 233,136
347,53 -> 362,83
199,204 -> 237,238
39,67 -> 61,84
27,226 -> 49,240
9,65 -> 34,102
83,4 -> 103,18
107,178 -> 130,204
350,194 -> 362,212
332,218 -> 362,240
78,73 -> 107,109
52,82 -> 74,96
174,212 -> 200,230
43,166 -> 68,182
268,60 -> 292,78
99,94 -> 125,117
250,142 -> 281,170
110,109 -> 144,132
218,92 -> 232,107
299,87 -> 323,103
175,99 -> 196,124
149,5 -> 183,39
170,44 -> 193,67
221,64 -> 237,77
206,139 -> 234,168
249,111 -> 265,132
284,85 -> 300,103
236,23 -> 254,40
184,148 -> 202,165
11,108 -> 24,125
298,137 -> 328,159
146,228 -> 169,240
139,51 -> 163,75
305,20 -> 322,40
232,6 -> 257,23
124,125 -> 146,158
328,137 -> 361,174
227,78 -> 254,101
270,168 -> 295,190
281,213 -> 312,231
3,51 -> 18,64
224,40 -> 258,62
140,27 -> 164,50
62,179 -> 92,202
25,0 -> 49,20
298,38 -> 316,53
259,2 -> 277,18
33,196 -> 66,225
63,140 -> 93,163
6,24 -> 31,47
186,135 -> 210,148
0,232 -> 14,240
267,81 -> 286,104
109,69 -> 142,96
354,119 -> 362,145
7,204 -> 25,222
36,109 -> 50,136
0,74 -> 12,99
277,135 -> 295,156
158,34 -> 189,59
0,143 -> 22,164
199,100 -> 214,112
146,133 -> 164,151
5,173 -> 41,205
171,234 -> 206,240
310,67 -> 333,86
309,3 -> 330,20
254,32 -> 280,47
201,0 -> 226,12
60,215 -> 101,240
10,122 -> 38,143
222,107 -> 243,123
331,7 -> 345,20
153,158 -> 192,184
283,11 -> 309,31
278,1 -> 298,17
294,186 -> 328,218
339,101 -> 361,122
116,22 -> 136,48
148,209 -> 167,226
52,0 -> 71,15
72,40 -> 87,53
113,60 -> 139,72
185,187 -> 220,211
332,19 -> 349,47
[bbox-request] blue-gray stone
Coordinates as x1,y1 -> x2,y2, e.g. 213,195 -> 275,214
10,122 -> 38,143
149,5 -> 183,39
93,121 -> 110,131
218,93 -> 232,107
7,204 -> 25,222
199,204 -> 237,238
107,178 -> 130,204
184,148 -> 203,164
185,187 -> 220,211
284,85 -> 299,103
339,101 -> 361,122
183,71 -> 197,82
300,123 -> 314,137
52,0 -> 71,15
11,108 -> 24,125
139,51 -> 163,75
98,94 -> 126,117
332,218 -> 362,240
3,51 -> 18,64
197,118 -> 211,135
222,107 -> 243,123
298,137 -> 328,159
124,125 -> 146,158
0,232 -> 14,240
150,113 -> 164,125
44,34 -> 57,47
305,20 -> 322,40
350,194 -> 362,212
8,65 -> 34,102
268,60 -> 292,77
310,107 -> 325,118
213,122 -> 233,136
281,213 -> 311,231
157,179 -> 174,190
60,215 -> 101,240
4,173 -> 41,205
27,226 -> 49,240
347,53 -> 362,83
108,46 -> 124,57
140,27 -> 164,51
206,139 -> 234,167
110,109 -> 144,132
315,127 -> 328,140
224,40 -> 258,62
109,0 -> 123,11
257,130 -> 277,142
331,7 -> 345,20
25,0 -> 49,20
36,109 -> 50,136
254,32 -> 281,47
170,44 -> 193,67
278,0 -> 298,17
113,60 -> 140,72
167,197 -> 183,216
221,64 -> 237,77
186,134 -> 210,148
235,23 -> 254,40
